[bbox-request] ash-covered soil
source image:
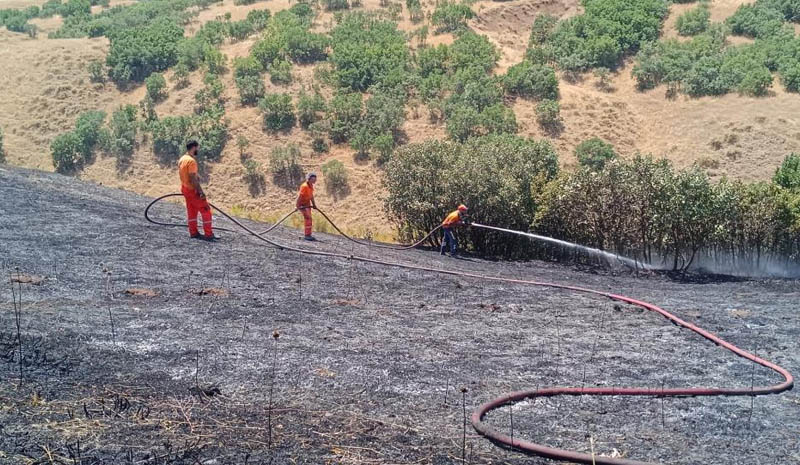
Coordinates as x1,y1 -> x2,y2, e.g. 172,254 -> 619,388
0,166 -> 798,465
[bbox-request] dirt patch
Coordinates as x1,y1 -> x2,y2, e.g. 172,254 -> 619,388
10,273 -> 45,285
123,287 -> 158,297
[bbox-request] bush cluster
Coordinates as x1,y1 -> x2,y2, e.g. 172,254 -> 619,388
329,13 -> 409,91
676,3 -> 710,37
51,110 -> 107,173
107,105 -> 138,166
251,5 -> 327,70
431,2 -> 474,33
386,138 -> 800,265
531,0 -> 669,72
106,18 -> 184,85
260,93 -> 296,131
384,135 -> 559,256
233,56 -> 265,105
150,113 -> 228,164
534,155 -> 800,269
502,60 -> 559,99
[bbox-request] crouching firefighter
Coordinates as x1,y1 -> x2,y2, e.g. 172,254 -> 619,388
178,140 -> 217,241
441,204 -> 468,257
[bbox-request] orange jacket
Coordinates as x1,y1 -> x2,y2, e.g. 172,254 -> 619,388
297,181 -> 314,208
442,210 -> 462,227
178,154 -> 198,189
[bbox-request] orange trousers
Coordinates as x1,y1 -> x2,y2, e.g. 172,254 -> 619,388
300,207 -> 312,236
181,185 -> 213,237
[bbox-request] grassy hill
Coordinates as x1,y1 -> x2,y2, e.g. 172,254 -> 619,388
1,0 -> 800,239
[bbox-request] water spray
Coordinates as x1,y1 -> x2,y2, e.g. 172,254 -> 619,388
470,223 -> 654,270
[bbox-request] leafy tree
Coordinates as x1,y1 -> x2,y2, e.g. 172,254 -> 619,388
324,0 -> 350,11
228,19 -> 254,42
88,60 -> 106,83
234,56 -> 265,105
270,58 -> 293,85
502,60 -> 559,99
269,143 -> 303,188
260,93 -> 296,131
676,4 -> 711,37
321,159 -> 350,199
529,14 -> 558,46
285,29 -> 329,63
575,137 -> 617,170
151,115 -> 191,163
774,153 -> 800,191
61,0 -> 91,18
107,105 -> 138,170
329,13 -> 410,91
534,99 -> 561,130
74,110 -> 107,156
297,92 -> 327,128
431,2 -> 474,33
106,18 -> 184,85
247,9 -> 271,31
51,132 -> 85,173
145,73 -> 168,101
172,64 -> 191,89
327,92 -> 363,142
449,31 -> 498,73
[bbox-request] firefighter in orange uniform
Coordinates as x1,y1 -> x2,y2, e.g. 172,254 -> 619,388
178,141 -> 216,241
441,204 -> 468,257
296,173 -> 318,241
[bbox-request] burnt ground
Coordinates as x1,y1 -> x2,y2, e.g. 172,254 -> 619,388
0,165 -> 798,465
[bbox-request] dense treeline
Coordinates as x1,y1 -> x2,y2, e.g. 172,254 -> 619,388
386,139 -> 800,270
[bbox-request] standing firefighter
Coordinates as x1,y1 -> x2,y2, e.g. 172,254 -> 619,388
178,141 -> 216,241
441,204 -> 468,257
296,173 -> 318,241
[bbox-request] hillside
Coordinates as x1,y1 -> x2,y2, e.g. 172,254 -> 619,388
1,165 -> 799,464
1,0 -> 800,239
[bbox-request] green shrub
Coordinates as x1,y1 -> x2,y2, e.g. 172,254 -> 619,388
107,105 -> 138,170
774,153 -> 800,191
74,110 -> 107,155
676,4 -> 710,37
247,9 -> 271,31
88,60 -> 106,83
234,56 -> 265,105
259,93 -> 296,131
106,18 -> 183,85
449,31 -> 498,73
324,0 -> 350,11
4,13 -> 28,33
534,99 -> 561,129
203,47 -> 227,75
194,73 -> 225,115
327,92 -> 363,142
726,3 -> 785,38
298,92 -> 327,128
173,63 -> 191,89
503,60 -> 559,99
431,2 -> 474,33
269,143 -> 303,188
61,0 -> 90,18
270,58 -> 293,84
234,0 -> 259,5
51,132 -> 85,174
228,19 -> 254,41
145,72 -> 168,101
321,159 -> 350,198
329,13 -> 409,91
529,14 -> 558,46
575,137 -> 616,170
285,29 -> 329,63
40,0 -> 62,18
312,137 -> 329,153
151,115 -> 191,162
537,0 -> 668,71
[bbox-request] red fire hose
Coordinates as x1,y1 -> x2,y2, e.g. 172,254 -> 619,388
145,197 -> 794,465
